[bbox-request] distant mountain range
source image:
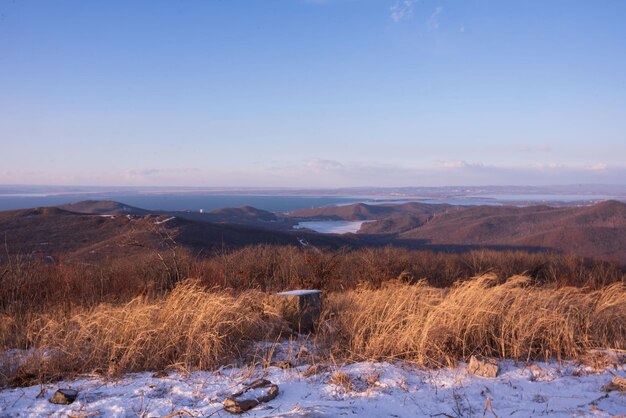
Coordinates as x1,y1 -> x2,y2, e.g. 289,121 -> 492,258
1,199 -> 625,264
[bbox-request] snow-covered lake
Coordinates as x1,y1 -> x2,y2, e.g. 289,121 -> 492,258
293,220 -> 370,234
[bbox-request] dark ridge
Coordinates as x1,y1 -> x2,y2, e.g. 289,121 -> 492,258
207,205 -> 278,222
287,202 -> 449,221
57,200 -> 150,215
0,207 -> 75,218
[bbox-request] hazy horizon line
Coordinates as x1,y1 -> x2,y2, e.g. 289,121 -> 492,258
2,183 -> 625,192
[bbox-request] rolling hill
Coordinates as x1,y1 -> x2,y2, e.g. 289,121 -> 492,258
287,202 -> 449,221
395,200 -> 626,262
286,200 -> 626,262
175,206 -> 285,228
0,204 -> 350,262
57,200 -> 150,215
0,199 -> 625,264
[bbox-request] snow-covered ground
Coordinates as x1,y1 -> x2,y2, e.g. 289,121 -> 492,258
1,356 -> 625,417
154,216 -> 176,225
293,220 -> 371,234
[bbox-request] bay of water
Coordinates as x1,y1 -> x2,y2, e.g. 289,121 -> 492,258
0,194 -> 360,213
293,220 -> 371,234
0,192 -> 620,213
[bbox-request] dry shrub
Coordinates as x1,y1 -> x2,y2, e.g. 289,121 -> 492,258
0,315 -> 16,346
605,376 -> 626,392
329,371 -> 353,391
578,350 -> 624,371
16,280 -> 281,384
1,246 -> 623,324
324,275 -> 626,367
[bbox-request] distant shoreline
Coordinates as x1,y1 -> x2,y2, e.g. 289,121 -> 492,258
0,190 -> 623,213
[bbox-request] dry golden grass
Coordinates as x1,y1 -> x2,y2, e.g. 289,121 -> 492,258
5,281 -> 283,385
2,247 -> 623,321
328,371 -> 353,391
605,376 -> 626,392
323,275 -> 626,367
1,274 -> 625,387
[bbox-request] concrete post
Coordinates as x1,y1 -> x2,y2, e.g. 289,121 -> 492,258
275,290 -> 322,333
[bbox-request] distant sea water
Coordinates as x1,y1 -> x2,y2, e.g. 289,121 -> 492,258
0,194 -> 362,212
0,193 -> 621,212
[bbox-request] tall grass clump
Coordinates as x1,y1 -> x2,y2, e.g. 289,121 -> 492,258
324,275 -> 626,367
1,247 -> 623,322
2,245 -> 625,387
7,281 -> 281,385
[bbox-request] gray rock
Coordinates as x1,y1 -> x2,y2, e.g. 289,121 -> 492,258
468,355 -> 499,378
223,398 -> 259,414
49,389 -> 78,405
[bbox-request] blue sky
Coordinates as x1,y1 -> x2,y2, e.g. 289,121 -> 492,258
1,0 -> 625,187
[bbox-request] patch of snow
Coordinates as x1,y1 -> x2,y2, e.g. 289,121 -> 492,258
1,357 -> 624,417
293,220 -> 372,234
154,216 -> 176,225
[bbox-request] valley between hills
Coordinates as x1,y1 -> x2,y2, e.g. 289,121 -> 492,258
2,199 -> 625,264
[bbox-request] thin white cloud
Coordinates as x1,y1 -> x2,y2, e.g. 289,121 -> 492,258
4,161 -> 626,188
125,168 -> 203,180
439,160 -> 489,170
391,0 -> 417,22
124,168 -> 206,185
441,160 -> 467,169
585,163 -> 609,171
304,158 -> 346,173
426,6 -> 443,30
534,162 -> 564,169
